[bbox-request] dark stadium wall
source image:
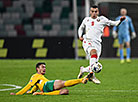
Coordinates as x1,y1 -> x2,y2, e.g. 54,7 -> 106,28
0,37 -> 138,59
0,37 -> 74,59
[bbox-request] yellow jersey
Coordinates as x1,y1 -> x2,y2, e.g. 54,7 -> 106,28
16,73 -> 49,95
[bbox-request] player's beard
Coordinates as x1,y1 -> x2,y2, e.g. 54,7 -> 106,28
41,70 -> 45,75
91,15 -> 97,19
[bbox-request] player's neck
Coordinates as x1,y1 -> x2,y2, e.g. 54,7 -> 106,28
37,72 -> 43,75
121,14 -> 126,16
91,16 -> 98,19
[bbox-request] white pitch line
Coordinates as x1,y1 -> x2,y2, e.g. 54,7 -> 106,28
1,84 -> 137,93
0,84 -> 22,91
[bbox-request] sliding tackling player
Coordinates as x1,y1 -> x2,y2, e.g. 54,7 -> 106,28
10,62 -> 88,95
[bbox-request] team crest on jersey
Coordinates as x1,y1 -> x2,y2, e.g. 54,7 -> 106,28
87,19 -> 89,22
97,18 -> 100,22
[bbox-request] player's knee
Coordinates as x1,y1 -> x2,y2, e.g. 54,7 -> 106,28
90,49 -> 97,55
56,80 -> 65,87
58,80 -> 65,86
90,49 -> 98,59
126,42 -> 130,48
60,89 -> 69,95
119,44 -> 123,49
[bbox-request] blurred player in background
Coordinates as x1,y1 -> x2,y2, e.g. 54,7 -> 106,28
112,8 -> 136,63
77,5 -> 126,84
10,62 -> 88,95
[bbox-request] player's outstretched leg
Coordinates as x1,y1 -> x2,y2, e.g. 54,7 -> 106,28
78,64 -> 101,84
89,73 -> 101,84
53,78 -> 86,91
64,79 -> 84,87
77,66 -> 92,79
77,66 -> 84,79
82,72 -> 94,84
33,89 -> 69,95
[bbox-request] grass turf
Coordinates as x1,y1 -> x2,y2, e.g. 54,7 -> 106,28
0,59 -> 138,102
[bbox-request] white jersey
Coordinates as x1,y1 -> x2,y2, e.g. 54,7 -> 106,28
78,16 -> 121,42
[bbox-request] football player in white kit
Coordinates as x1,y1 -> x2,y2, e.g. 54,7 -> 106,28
77,5 -> 126,84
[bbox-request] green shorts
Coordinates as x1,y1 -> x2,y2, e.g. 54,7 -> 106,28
43,80 -> 55,92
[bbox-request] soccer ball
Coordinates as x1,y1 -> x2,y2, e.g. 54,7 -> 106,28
91,62 -> 102,73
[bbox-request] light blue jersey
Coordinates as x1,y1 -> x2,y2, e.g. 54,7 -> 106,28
113,16 -> 135,44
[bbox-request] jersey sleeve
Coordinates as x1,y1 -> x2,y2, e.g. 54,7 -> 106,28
27,85 -> 38,94
103,16 -> 121,26
128,17 -> 135,32
113,17 -> 120,31
28,75 -> 39,86
78,17 -> 86,38
16,83 -> 32,95
16,75 -> 39,95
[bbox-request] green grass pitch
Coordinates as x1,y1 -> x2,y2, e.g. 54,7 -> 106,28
0,59 -> 138,102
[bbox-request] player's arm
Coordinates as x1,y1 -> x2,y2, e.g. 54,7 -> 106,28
78,18 -> 86,41
33,90 -> 60,95
129,18 -> 136,39
112,17 -> 118,31
10,75 -> 38,95
112,17 -> 119,38
107,16 -> 126,26
15,83 -> 32,95
129,18 -> 135,32
10,83 -> 32,95
27,85 -> 38,94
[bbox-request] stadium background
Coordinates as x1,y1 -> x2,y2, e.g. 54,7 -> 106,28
0,0 -> 138,59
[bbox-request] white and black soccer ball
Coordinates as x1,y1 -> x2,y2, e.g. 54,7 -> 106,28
91,62 -> 102,73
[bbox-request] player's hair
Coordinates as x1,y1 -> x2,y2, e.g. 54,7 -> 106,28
120,8 -> 127,11
36,62 -> 46,71
91,5 -> 98,8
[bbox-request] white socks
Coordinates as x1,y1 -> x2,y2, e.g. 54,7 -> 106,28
81,66 -> 91,73
82,56 -> 97,73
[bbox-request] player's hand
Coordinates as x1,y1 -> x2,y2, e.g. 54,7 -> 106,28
112,31 -> 118,38
79,37 -> 84,41
120,16 -> 126,22
131,32 -> 136,39
33,92 -> 43,95
10,92 -> 16,95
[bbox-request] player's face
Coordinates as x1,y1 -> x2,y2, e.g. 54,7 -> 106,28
37,64 -> 46,75
90,8 -> 99,19
120,9 -> 127,16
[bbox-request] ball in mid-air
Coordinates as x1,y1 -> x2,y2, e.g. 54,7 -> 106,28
91,62 -> 102,73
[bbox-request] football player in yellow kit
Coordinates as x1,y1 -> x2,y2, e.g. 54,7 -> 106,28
10,62 -> 88,95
